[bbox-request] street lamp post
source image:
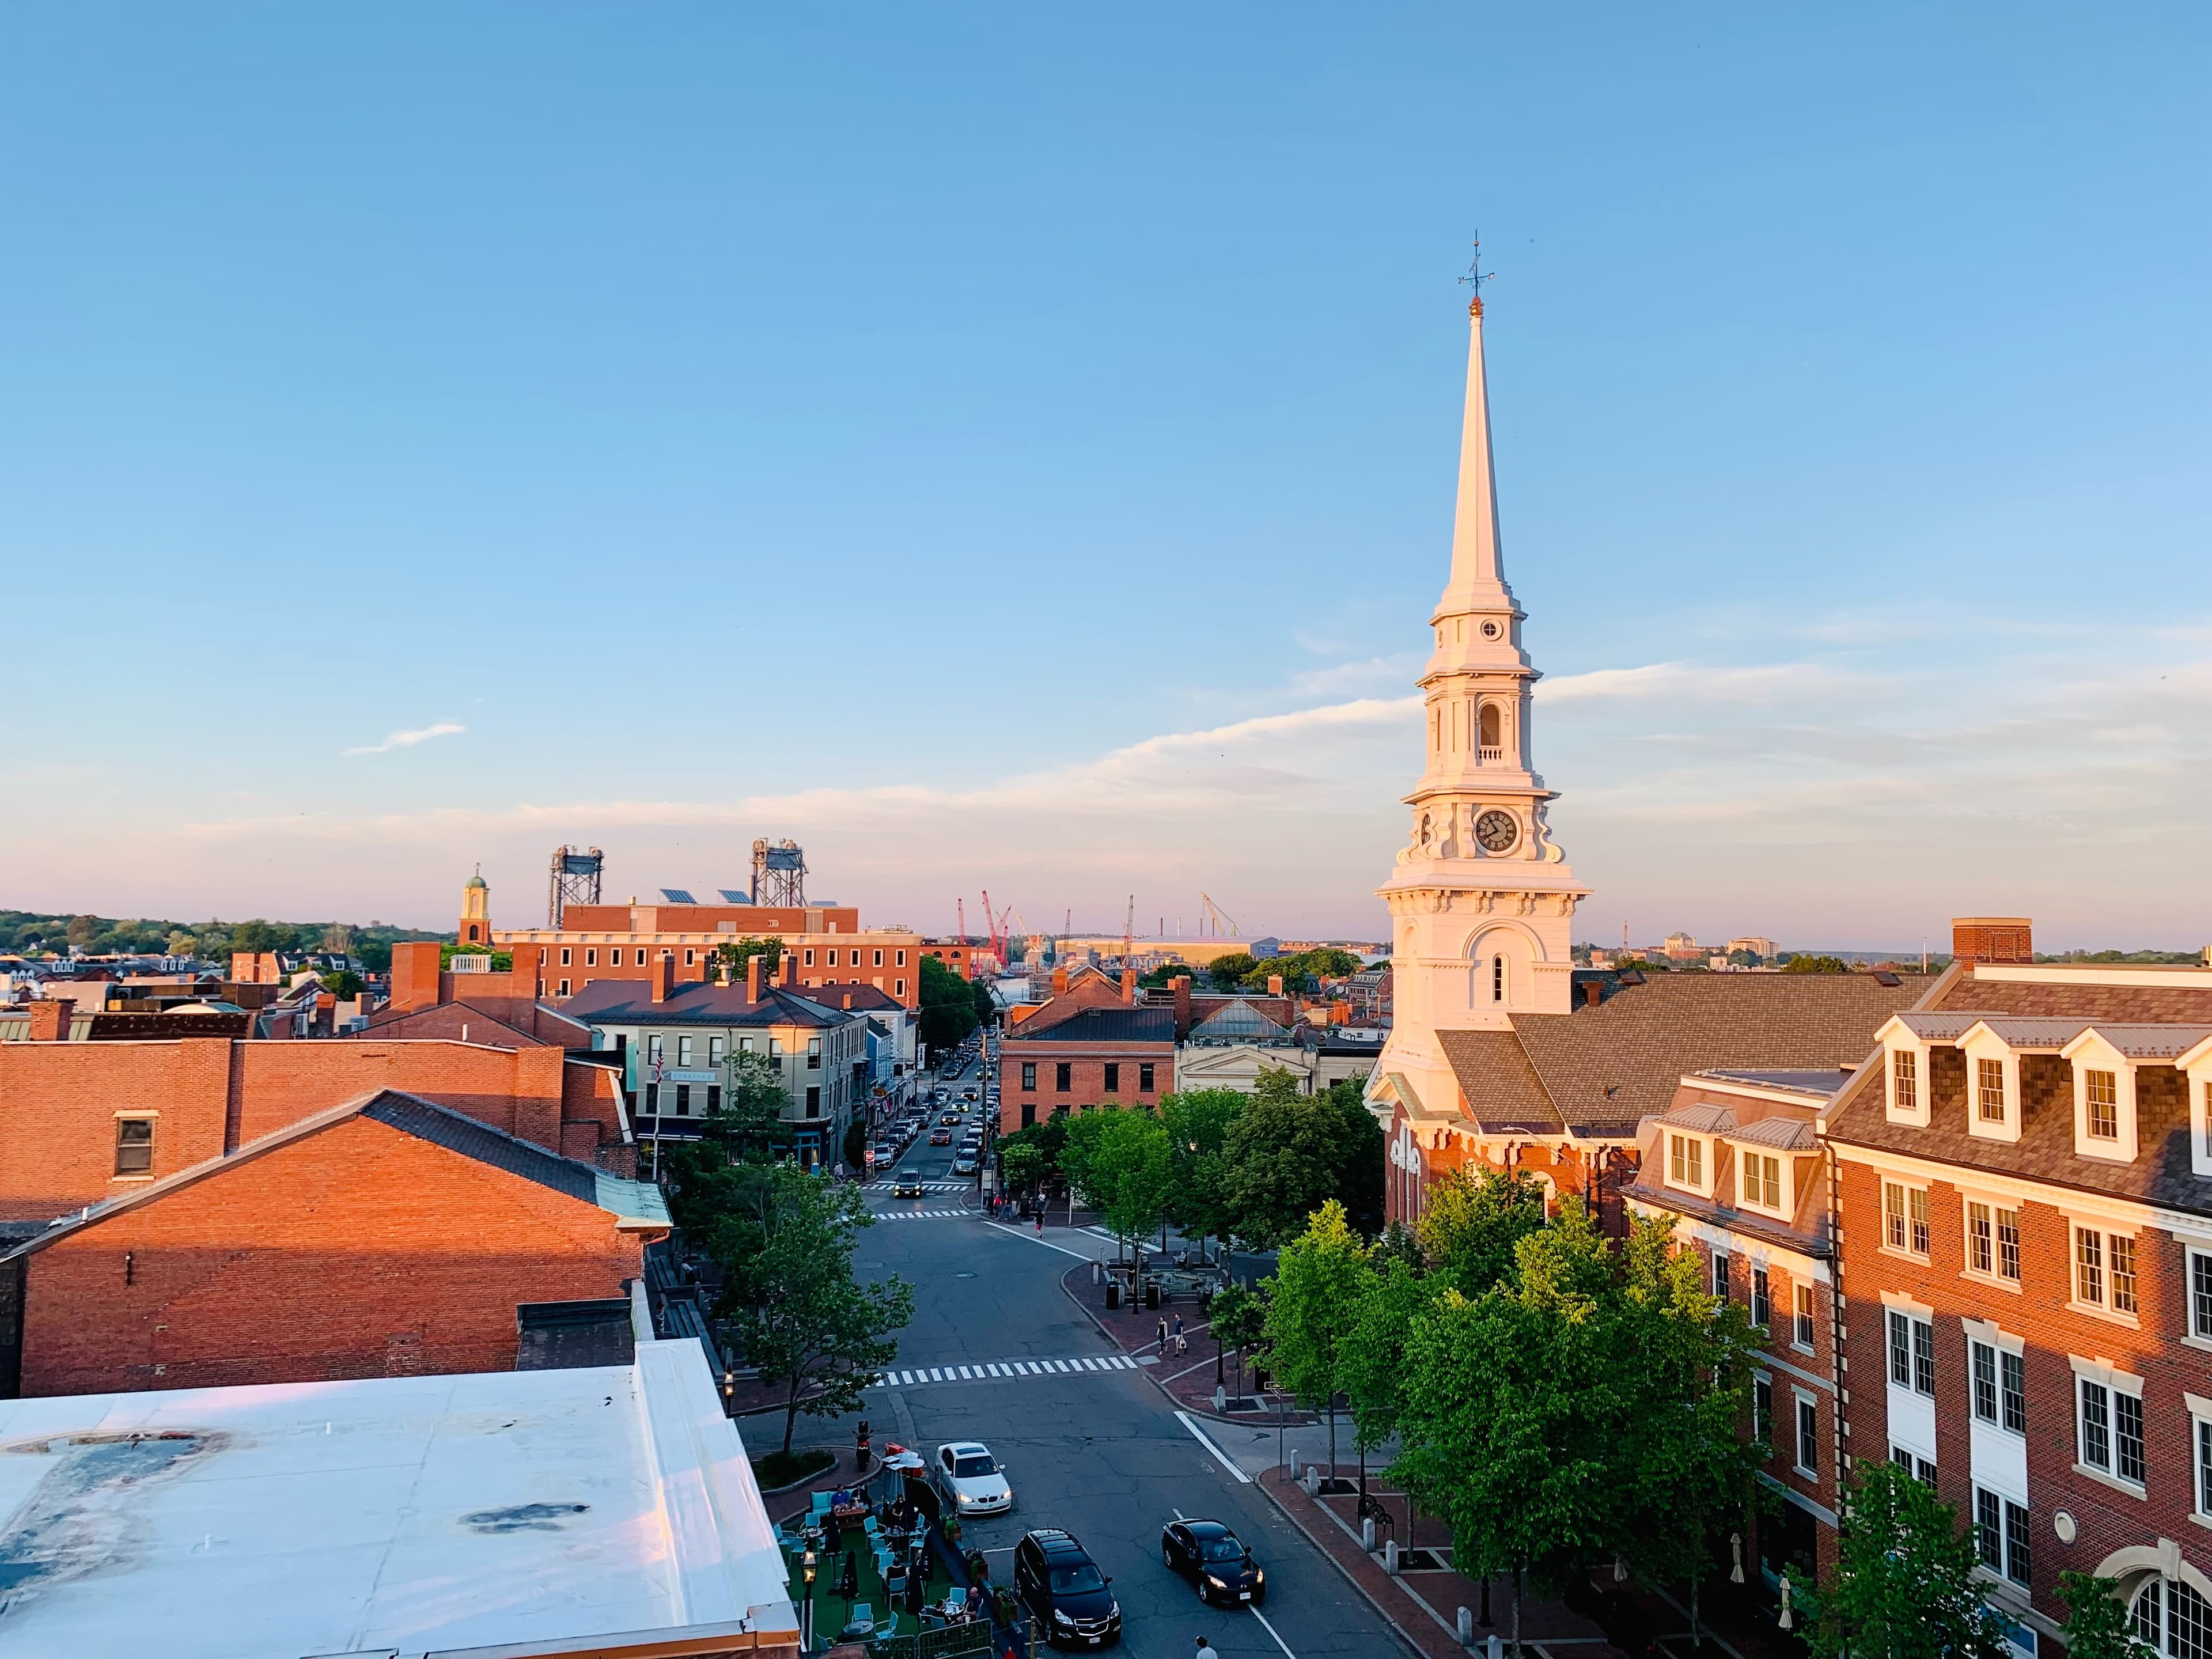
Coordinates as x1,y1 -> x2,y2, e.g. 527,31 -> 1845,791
801,1547 -> 817,1652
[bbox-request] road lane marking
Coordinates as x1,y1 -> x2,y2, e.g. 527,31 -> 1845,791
1175,1410 -> 1252,1484
1250,1604 -> 1297,1657
977,1217 -> 1095,1259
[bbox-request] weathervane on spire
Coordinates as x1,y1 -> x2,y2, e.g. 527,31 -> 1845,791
1459,232 -> 1490,317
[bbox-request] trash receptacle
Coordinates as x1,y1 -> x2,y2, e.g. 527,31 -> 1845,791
1144,1281 -> 1161,1310
1105,1282 -> 1121,1310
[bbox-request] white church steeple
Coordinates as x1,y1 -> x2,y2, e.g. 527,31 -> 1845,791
1370,284 -> 1588,1126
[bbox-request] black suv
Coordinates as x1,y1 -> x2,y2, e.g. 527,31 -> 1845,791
1014,1528 -> 1121,1648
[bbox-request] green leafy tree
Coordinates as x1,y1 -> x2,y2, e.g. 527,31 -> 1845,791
1063,1107 -> 1171,1257
1218,1069 -> 1341,1248
1160,1088 -> 1245,1251
1206,952 -> 1259,989
999,1114 -> 1068,1181
842,1118 -> 868,1171
713,935 -> 783,979
715,1167 -> 915,1457
971,977 -> 997,1029
1781,955 -> 1850,975
1320,1077 -> 1385,1236
1813,1460 -> 2010,1659
1416,1166 -> 1549,1297
998,1138 -> 1045,1197
918,955 -> 980,1052
707,1047 -> 796,1163
2058,1573 -> 2151,1659
1207,1281 -> 1268,1398
1342,1253 -> 1434,1488
1265,1200 -> 1374,1473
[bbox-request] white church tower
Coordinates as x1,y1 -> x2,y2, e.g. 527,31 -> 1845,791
1370,284 -> 1587,1122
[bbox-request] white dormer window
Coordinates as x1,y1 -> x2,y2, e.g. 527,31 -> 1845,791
2184,1039 -> 2212,1179
1959,1026 -> 2025,1145
1880,1029 -> 1931,1127
2061,1031 -> 2144,1165
1667,1132 -> 1709,1195
1737,1150 -> 1786,1217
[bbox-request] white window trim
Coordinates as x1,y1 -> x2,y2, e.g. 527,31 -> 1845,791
2062,1031 -> 2140,1164
1885,1037 -> 1931,1127
1791,1388 -> 1820,1478
1730,1142 -> 1791,1219
2066,1216 -> 2143,1328
1880,1178 -> 1932,1263
1665,1131 -> 1712,1197
1958,1191 -> 2027,1295
2186,1391 -> 2212,1527
2070,1354 -> 2147,1497
2188,1247 -> 2212,1354
1790,1279 -> 1817,1355
2188,1054 -> 2212,1178
1959,1027 -> 2024,1145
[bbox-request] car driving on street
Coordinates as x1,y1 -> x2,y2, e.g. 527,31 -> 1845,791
1015,1528 -> 1120,1649
933,1441 -> 1013,1515
892,1174 -> 925,1199
1159,1518 -> 1266,1605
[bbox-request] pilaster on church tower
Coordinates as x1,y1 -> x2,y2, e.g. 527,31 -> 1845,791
1370,288 -> 1588,1123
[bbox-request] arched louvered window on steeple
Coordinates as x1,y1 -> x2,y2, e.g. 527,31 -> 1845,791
1478,702 -> 1502,758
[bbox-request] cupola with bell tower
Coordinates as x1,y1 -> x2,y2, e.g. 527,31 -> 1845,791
459,866 -> 492,948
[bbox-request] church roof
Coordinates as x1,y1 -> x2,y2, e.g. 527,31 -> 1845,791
1436,973 -> 1923,1139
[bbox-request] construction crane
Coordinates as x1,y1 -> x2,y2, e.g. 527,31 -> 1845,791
1200,892 -> 1241,938
979,891 -> 1016,964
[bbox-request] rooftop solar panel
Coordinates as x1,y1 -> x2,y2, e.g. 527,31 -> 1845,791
659,888 -> 698,904
718,889 -> 752,904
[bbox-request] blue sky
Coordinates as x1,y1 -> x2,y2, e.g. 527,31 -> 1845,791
3,6 -> 2207,949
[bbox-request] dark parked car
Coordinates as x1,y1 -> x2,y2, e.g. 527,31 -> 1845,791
1014,1528 -> 1120,1648
1160,1518 -> 1265,1605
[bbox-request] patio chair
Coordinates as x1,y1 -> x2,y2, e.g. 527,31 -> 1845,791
808,1491 -> 833,1520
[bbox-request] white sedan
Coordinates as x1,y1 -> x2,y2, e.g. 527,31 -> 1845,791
934,1441 -> 1013,1516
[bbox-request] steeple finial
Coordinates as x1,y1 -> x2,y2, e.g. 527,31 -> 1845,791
1445,238 -> 1508,594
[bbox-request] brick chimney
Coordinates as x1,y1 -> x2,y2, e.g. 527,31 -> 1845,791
1267,974 -> 1283,997
1582,979 -> 1604,1008
649,952 -> 675,1005
1172,974 -> 1191,1038
745,955 -> 765,1001
390,941 -> 443,1013
28,999 -> 69,1041
1952,916 -> 2032,966
1119,968 -> 1135,1003
779,953 -> 797,987
1051,966 -> 1069,995
842,991 -> 853,1010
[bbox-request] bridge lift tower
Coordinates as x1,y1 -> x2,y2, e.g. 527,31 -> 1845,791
548,847 -> 604,927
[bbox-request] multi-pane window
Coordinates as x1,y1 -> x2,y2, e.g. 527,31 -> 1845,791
1669,1134 -> 1705,1189
1752,1267 -> 1771,1331
2002,1351 -> 2027,1433
2077,1228 -> 2106,1306
1713,1251 -> 1730,1301
1888,1309 -> 1935,1396
709,1036 -> 725,1065
1139,1063 -> 1156,1092
1968,1202 -> 1995,1275
1103,1062 -> 1120,1094
1997,1206 -> 2021,1282
807,1037 -> 823,1070
1021,1062 -> 1037,1091
2112,1234 -> 2139,1315
2080,1378 -> 2113,1471
1972,1489 -> 2031,1586
2116,1391 -> 2146,1486
1753,1376 -> 1773,1445
1884,1182 -> 1930,1255
1741,1153 -> 1782,1210
2197,1417 -> 2212,1518
1795,1396 -> 1819,1476
677,1036 -> 694,1067
1972,1342 -> 1999,1423
1894,1446 -> 1936,1485
1892,1047 -> 1918,1111
113,1118 -> 154,1175
1055,1062 -> 1071,1092
2194,1251 -> 2212,1340
1793,1282 -> 1816,1349
648,1035 -> 663,1062
2085,1069 -> 2120,1141
1977,1057 -> 2008,1123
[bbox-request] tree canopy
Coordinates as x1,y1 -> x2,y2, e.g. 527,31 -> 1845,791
1217,1071 -> 1383,1246
1812,1460 -> 2010,1659
1265,1200 -> 1374,1469
918,954 -> 980,1051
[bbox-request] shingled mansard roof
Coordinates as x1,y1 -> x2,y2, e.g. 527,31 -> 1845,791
1434,973 -> 1924,1139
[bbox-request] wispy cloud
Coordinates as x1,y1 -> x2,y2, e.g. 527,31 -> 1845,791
1538,661 -> 1873,706
342,722 -> 467,757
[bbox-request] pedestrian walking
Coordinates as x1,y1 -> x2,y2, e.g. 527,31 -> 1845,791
1156,1315 -> 1169,1351
1172,1312 -> 1185,1355
1035,1210 -> 1044,1235
1194,1638 -> 1220,1659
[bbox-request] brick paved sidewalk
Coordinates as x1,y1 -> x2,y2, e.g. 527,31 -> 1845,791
1056,1262 -> 1320,1426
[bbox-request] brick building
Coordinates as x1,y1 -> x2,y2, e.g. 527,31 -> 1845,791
0,1029 -> 634,1232
1826,921 -> 2212,1651
1626,1067 -> 1853,1586
1382,969 -> 1922,1229
0,1089 -> 666,1396
998,968 -> 1175,1131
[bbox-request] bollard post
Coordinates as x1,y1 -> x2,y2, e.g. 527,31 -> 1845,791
1384,1538 -> 1400,1576
1487,1634 -> 1502,1659
1091,1259 -> 1103,1285
1362,1517 -> 1377,1552
1214,1384 -> 1226,1412
1458,1606 -> 1475,1646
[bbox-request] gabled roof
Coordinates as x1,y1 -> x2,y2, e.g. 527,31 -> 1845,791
2,1089 -> 668,1261
1434,974 -> 1921,1140
790,982 -> 906,1014
1187,999 -> 1290,1042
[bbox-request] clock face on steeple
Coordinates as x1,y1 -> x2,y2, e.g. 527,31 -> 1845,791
1475,809 -> 1520,854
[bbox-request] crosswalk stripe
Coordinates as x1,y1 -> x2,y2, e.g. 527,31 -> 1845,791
868,1353 -> 1138,1392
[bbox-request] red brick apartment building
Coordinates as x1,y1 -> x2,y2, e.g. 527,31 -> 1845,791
999,968 -> 1175,1130
1826,921 -> 2212,1652
1626,1067 -> 1855,1585
0,1024 -> 650,1396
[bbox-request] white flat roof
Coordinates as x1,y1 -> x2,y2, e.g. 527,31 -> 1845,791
0,1339 -> 796,1658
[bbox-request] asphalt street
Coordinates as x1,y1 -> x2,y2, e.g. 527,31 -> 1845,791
783,1085 -> 1414,1659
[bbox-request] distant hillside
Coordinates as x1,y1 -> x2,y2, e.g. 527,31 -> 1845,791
0,910 -> 450,973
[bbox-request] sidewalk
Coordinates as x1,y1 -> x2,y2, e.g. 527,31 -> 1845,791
1256,1464 -> 1798,1659
1056,1261 -> 1320,1427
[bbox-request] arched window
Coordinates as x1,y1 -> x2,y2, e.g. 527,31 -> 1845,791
1492,955 -> 1506,1003
2137,1578 -> 2212,1659
1478,703 -> 1502,753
